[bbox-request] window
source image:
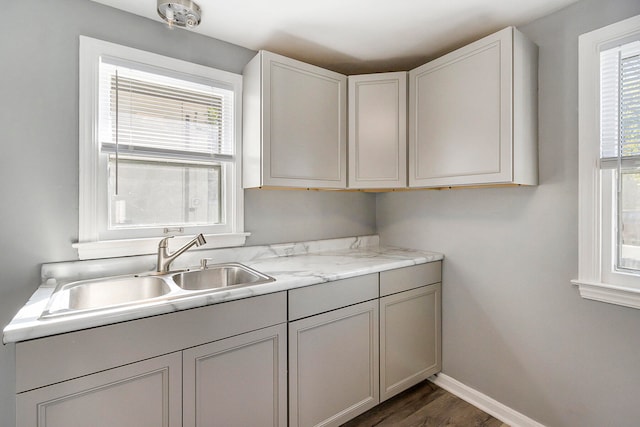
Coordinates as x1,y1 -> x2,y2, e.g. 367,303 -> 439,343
576,14 -> 640,309
76,37 -> 247,259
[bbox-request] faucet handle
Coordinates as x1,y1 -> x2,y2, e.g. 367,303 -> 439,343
200,258 -> 213,269
159,236 -> 175,248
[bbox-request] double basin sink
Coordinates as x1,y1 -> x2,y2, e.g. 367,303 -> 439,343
41,263 -> 275,319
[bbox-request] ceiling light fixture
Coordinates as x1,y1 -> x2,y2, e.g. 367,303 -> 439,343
157,0 -> 201,29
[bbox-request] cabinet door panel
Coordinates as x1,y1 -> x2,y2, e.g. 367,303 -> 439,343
409,28 -> 513,187
183,324 -> 287,427
348,72 -> 407,188
16,352 -> 181,427
289,300 -> 379,427
263,52 -> 347,187
380,284 -> 442,401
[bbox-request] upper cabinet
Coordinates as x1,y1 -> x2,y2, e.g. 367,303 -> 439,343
408,27 -> 538,188
348,72 -> 407,189
243,50 -> 347,189
242,28 -> 537,191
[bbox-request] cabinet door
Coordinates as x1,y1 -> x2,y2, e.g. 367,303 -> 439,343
409,28 -> 513,187
348,72 -> 407,189
16,352 -> 182,427
262,51 -> 347,188
289,300 -> 379,427
380,284 -> 442,402
183,324 -> 287,427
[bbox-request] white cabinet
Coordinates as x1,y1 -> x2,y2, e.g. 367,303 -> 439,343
348,72 -> 407,189
13,262 -> 443,427
183,324 -> 287,427
379,262 -> 442,402
409,27 -> 538,188
242,30 -> 537,191
287,274 -> 379,427
15,292 -> 287,427
16,352 -> 182,427
289,300 -> 379,427
285,264 -> 440,426
243,50 -> 347,189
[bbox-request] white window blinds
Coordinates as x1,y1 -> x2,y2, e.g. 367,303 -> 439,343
600,41 -> 640,165
98,57 -> 235,160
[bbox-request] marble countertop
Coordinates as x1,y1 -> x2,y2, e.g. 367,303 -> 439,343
3,235 -> 442,344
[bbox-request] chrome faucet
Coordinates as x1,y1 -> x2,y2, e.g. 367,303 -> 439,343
156,234 -> 207,273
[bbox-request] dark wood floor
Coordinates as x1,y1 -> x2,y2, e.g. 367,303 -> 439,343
341,380 -> 508,427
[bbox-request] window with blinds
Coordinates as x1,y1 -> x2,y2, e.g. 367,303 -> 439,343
600,41 -> 640,164
575,14 -> 640,307
600,40 -> 640,271
77,36 -> 245,259
97,57 -> 235,231
99,59 -> 235,159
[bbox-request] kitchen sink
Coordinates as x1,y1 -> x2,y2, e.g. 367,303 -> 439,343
40,263 -> 274,319
171,263 -> 274,291
41,276 -> 173,318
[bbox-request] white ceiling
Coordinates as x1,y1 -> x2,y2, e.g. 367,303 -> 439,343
91,0 -> 578,74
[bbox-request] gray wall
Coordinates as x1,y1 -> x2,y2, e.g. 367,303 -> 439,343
245,189 -> 375,245
377,0 -> 640,425
0,1 -> 375,425
4,0 -> 640,426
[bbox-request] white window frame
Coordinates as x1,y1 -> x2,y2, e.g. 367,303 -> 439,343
575,14 -> 640,309
75,36 -> 248,259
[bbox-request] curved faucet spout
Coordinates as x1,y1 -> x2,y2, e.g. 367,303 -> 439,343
157,234 -> 207,273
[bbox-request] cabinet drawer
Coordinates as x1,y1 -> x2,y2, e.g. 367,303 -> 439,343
380,262 -> 441,296
288,274 -> 378,321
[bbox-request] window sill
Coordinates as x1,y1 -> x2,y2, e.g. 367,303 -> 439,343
73,233 -> 250,260
571,279 -> 640,310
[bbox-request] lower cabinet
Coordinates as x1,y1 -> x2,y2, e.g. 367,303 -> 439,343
14,263 -> 442,427
287,262 -> 441,427
183,324 -> 287,427
380,283 -> 442,401
17,324 -> 288,427
288,300 -> 379,427
16,352 -> 182,427
15,292 -> 287,427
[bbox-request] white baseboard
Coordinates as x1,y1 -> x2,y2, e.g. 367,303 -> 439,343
429,373 -> 546,427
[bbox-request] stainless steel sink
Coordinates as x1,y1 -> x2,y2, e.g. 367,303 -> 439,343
40,263 -> 274,319
171,263 -> 274,291
41,276 -> 172,318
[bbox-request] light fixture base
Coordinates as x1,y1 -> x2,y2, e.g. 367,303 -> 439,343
157,0 -> 201,29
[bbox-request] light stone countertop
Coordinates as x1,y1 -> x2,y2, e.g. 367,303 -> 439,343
3,235 -> 442,344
